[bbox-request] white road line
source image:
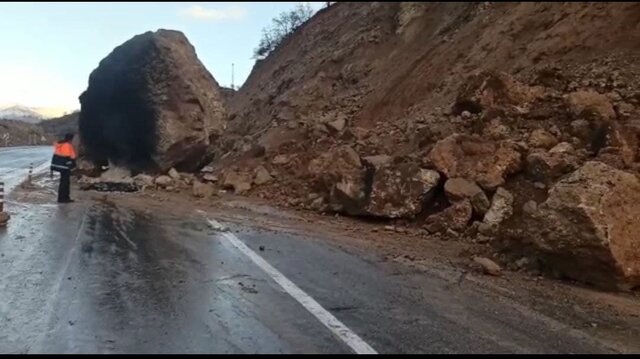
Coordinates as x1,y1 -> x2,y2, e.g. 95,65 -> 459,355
206,218 -> 378,355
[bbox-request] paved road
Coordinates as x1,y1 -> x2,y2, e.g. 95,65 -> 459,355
0,146 -> 51,192
0,147 -> 624,354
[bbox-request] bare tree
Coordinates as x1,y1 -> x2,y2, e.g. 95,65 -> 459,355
253,3 -> 315,60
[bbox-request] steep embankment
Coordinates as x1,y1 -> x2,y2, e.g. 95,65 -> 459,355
206,2 -> 640,290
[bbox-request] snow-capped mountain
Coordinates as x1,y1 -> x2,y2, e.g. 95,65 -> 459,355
0,105 -> 45,124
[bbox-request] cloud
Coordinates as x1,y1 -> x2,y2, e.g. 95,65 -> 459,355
179,5 -> 247,22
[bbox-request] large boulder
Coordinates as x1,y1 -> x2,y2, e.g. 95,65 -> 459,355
308,146 -> 367,215
427,134 -> 523,191
530,161 -> 640,290
79,30 -> 226,173
365,162 -> 440,218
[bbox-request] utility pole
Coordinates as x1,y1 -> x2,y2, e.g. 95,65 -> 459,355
231,63 -> 235,90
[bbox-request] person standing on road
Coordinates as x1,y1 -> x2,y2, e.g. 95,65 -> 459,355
50,133 -> 77,203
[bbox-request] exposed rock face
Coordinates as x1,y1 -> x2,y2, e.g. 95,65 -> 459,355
366,163 -> 440,218
427,134 -> 523,191
530,161 -> 640,290
79,29 -> 226,173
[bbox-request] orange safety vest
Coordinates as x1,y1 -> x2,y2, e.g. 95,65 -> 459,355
53,142 -> 77,159
51,141 -> 77,171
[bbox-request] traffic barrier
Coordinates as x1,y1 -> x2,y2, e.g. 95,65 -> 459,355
28,163 -> 33,186
0,181 -> 9,227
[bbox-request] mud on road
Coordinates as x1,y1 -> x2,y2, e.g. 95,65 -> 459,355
2,172 -> 639,353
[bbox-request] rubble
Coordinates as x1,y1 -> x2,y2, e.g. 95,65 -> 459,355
222,170 -> 252,194
308,146 -> 367,215
481,188 -> 514,235
528,129 -> 558,150
526,149 -> 579,183
366,163 -> 440,218
253,166 -> 273,186
154,176 -> 174,188
424,199 -> 473,234
74,2 -> 640,291
192,180 -> 214,198
522,200 -> 538,215
133,174 -> 155,188
272,154 -> 292,165
168,168 -> 180,180
566,90 -> 616,122
202,173 -> 219,183
527,161 -> 640,290
473,256 -> 502,276
427,134 -> 523,191
444,178 -> 490,215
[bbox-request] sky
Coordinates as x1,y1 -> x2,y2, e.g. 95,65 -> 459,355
0,2 -> 324,115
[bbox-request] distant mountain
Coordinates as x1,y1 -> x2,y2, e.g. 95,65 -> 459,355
39,111 -> 79,138
0,105 -> 45,124
0,104 -> 77,123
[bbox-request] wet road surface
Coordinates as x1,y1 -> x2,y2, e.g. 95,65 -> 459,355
0,146 -> 51,192
0,147 -> 627,354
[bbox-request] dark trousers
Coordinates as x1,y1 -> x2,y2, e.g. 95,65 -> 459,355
58,170 -> 71,202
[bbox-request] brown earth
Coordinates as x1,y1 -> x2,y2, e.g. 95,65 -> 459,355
75,2 -> 640,291
194,2 -> 640,291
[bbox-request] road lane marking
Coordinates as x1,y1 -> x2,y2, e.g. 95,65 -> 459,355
206,218 -> 378,355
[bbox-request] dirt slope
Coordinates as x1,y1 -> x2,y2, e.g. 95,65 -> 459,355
196,2 -> 640,290
218,2 -> 640,163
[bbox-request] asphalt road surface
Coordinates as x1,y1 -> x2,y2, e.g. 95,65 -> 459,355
0,146 -> 51,192
0,146 -> 626,354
